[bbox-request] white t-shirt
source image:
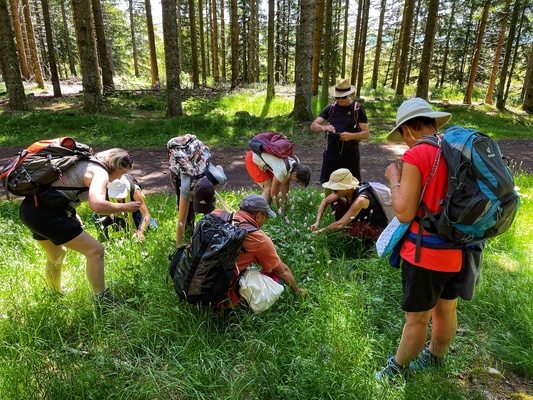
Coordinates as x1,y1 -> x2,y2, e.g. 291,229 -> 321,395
252,152 -> 296,182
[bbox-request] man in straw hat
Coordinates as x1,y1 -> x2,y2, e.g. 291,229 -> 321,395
310,78 -> 370,183
211,194 -> 306,310
309,168 -> 388,242
376,97 -> 460,382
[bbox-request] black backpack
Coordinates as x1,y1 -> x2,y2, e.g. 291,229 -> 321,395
168,212 -> 258,306
0,137 -> 104,198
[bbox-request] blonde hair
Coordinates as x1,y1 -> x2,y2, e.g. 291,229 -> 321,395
95,148 -> 133,174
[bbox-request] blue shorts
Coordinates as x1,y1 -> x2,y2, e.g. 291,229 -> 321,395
401,260 -> 459,312
19,196 -> 83,246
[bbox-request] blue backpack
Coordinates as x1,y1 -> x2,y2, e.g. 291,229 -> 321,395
417,126 -> 520,244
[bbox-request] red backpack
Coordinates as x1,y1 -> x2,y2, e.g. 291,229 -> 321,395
249,132 -> 294,159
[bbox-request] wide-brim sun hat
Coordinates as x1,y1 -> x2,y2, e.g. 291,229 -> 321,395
387,97 -> 452,143
329,78 -> 356,98
108,179 -> 129,199
322,168 -> 359,191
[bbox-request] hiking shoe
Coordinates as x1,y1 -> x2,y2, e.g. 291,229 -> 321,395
409,347 -> 444,371
375,355 -> 409,382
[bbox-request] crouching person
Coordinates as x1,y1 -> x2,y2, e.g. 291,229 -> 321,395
309,168 -> 388,243
212,194 -> 307,310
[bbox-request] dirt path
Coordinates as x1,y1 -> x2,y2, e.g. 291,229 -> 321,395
1,137 -> 532,199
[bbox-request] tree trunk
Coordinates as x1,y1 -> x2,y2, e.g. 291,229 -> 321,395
415,0 -> 439,99
0,0 -> 28,110
391,4 -> 405,89
406,0 -> 421,84
91,0 -> 114,93
340,0 -> 349,78
248,0 -> 259,83
219,0 -> 226,81
485,0 -> 509,104
293,0 -> 315,121
395,0 -> 415,97
210,0 -> 219,82
356,0 -> 369,96
503,4 -> 525,106
350,0 -> 362,84
162,0 -> 183,117
188,0 -> 199,88
459,3 -> 475,86
60,0 -> 77,76
145,0 -> 160,87
438,0 -> 455,87
229,0 -> 239,90
71,0 -> 102,112
177,0 -> 184,74
311,0 -> 324,96
128,0 -> 139,77
41,0 -> 61,96
371,0 -> 386,90
522,41 -> 533,113
496,0 -> 521,110
8,0 -> 30,80
266,0 -> 275,99
463,0 -> 490,105
21,0 -> 44,88
320,0 -> 333,107
198,0 -> 206,85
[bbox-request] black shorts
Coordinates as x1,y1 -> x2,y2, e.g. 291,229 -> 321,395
401,260 -> 459,312
19,196 -> 83,246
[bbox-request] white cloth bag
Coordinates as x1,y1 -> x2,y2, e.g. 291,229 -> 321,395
238,267 -> 284,314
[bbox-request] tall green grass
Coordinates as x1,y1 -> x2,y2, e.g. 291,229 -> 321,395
0,175 -> 531,399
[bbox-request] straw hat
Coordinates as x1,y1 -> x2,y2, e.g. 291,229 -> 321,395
387,97 -> 451,143
329,78 -> 356,98
322,169 -> 359,191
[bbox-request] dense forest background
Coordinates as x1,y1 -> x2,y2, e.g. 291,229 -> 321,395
0,0 -> 532,116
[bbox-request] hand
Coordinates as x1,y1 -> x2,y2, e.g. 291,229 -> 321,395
339,132 -> 351,141
295,287 -> 307,298
134,230 -> 145,242
123,201 -> 141,212
309,222 -> 320,232
385,162 -> 403,185
323,125 -> 336,133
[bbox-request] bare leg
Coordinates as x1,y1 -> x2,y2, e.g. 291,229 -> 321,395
257,180 -> 272,203
429,298 -> 458,357
394,309 -> 432,366
63,231 -> 106,295
39,240 -> 67,292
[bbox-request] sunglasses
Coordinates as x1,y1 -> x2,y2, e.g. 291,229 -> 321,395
335,95 -> 348,100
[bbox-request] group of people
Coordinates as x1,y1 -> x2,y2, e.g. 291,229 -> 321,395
17,77 -> 463,383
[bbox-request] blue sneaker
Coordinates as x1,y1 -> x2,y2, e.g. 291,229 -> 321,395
409,347 -> 444,371
375,356 -> 409,382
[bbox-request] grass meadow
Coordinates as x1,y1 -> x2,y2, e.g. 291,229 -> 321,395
0,89 -> 532,399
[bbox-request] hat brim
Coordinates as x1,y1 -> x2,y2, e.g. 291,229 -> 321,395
322,178 -> 359,191
329,86 -> 356,98
193,198 -> 215,214
266,209 -> 276,218
387,113 -> 451,143
108,188 -> 128,199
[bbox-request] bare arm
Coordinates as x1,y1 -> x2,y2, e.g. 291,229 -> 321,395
309,193 -> 339,231
385,162 -> 422,222
339,122 -> 370,141
176,196 -> 190,246
272,261 -> 306,297
86,166 -> 140,214
133,189 -> 151,240
310,116 -> 336,134
317,195 -> 370,233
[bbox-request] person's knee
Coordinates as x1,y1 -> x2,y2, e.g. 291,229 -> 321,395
46,245 -> 67,265
84,242 -> 105,261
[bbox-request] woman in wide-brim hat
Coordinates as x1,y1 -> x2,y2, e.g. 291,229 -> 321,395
310,78 -> 370,184
309,168 -> 388,241
375,97 -> 459,382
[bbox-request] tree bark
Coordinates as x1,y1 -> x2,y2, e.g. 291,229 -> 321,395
371,0 -> 386,90
320,0 -> 333,107
145,0 -> 160,87
198,0 -> 206,85
41,0 -> 61,96
311,0 -> 324,96
21,0 -> 44,88
496,0 -> 521,110
219,0 -> 226,81
485,0 -> 509,104
71,0 -> 102,112
0,0 -> 28,110
91,0 -> 114,93
463,0 -> 490,105
162,0 -> 183,117
210,0 -> 219,82
293,0 -> 315,121
415,0 -> 439,99
395,0 -> 415,97
266,0 -> 275,99
522,41 -> 533,113
356,0 -> 369,96
340,0 -> 349,78
60,0 -> 77,76
438,0 -> 455,87
188,0 -> 199,88
229,0 -> 239,90
350,0 -> 362,85
8,0 -> 30,80
128,0 -> 139,77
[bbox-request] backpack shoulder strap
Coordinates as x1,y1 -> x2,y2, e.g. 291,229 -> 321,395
327,101 -> 337,121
